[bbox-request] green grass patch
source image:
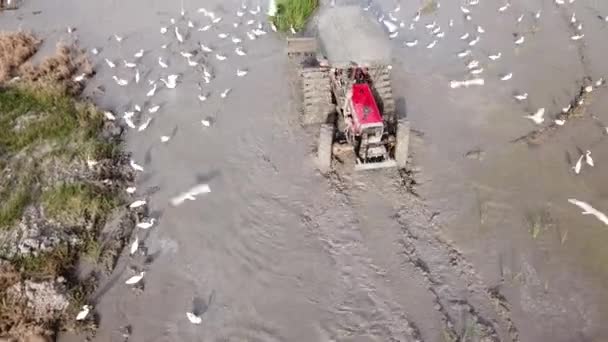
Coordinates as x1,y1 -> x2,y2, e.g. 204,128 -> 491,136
420,0 -> 439,14
12,244 -> 75,279
41,182 -> 117,226
0,159 -> 38,230
272,0 -> 318,32
0,85 -> 105,157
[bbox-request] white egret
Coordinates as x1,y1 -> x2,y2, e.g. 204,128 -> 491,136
124,60 -> 136,68
125,272 -> 145,285
405,40 -> 418,47
175,27 -> 184,43
126,187 -> 136,194
426,40 -> 438,49
186,312 -> 202,324
489,53 -> 502,60
514,93 -> 528,101
198,25 -> 212,32
458,49 -> 472,58
103,111 -> 116,121
160,75 -> 179,88
137,218 -> 156,229
568,199 -> 608,226
500,73 -> 513,81
112,76 -> 128,86
573,154 -> 584,174
76,305 -> 91,321
523,108 -> 545,124
216,54 -> 227,61
138,117 -> 152,131
585,151 -> 594,167
105,58 -> 116,68
129,199 -> 146,208
124,115 -> 135,128
220,88 -> 231,98
130,237 -> 139,255
130,160 -> 144,172
73,73 -> 86,82
187,56 -> 198,67
148,105 -> 160,113
235,47 -> 247,56
158,57 -> 168,68
200,43 -> 213,52
514,36 -> 525,45
146,83 -> 157,97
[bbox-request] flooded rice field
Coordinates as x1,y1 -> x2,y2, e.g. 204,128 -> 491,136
1,0 -> 608,340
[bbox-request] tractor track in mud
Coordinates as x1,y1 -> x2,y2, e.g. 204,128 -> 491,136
320,170 -> 521,342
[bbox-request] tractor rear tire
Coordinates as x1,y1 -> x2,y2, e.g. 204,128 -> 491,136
317,124 -> 334,173
301,67 -> 333,125
395,118 -> 410,169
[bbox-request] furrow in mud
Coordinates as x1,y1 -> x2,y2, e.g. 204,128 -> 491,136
393,197 -> 521,342
296,174 -> 423,342
335,172 -> 520,342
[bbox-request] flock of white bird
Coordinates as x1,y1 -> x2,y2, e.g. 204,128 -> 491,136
377,0 -> 605,126
73,0 -> 608,325
374,0 -> 608,226
75,1 -> 276,325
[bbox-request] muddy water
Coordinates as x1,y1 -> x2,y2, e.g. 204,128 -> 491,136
375,0 -> 608,340
3,0 -> 608,340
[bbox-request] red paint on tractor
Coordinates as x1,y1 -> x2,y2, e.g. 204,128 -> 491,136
351,83 -> 383,128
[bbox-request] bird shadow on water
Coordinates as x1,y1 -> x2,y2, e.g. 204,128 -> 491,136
195,169 -> 221,184
192,290 -> 216,317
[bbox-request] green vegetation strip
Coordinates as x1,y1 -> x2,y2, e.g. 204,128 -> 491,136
42,182 -> 118,225
272,0 -> 318,32
0,85 -> 114,230
0,83 -> 124,334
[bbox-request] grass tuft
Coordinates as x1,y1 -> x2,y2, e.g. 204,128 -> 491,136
41,182 -> 117,226
272,0 -> 318,32
0,170 -> 35,229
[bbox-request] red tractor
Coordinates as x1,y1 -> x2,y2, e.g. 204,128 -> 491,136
287,6 -> 410,172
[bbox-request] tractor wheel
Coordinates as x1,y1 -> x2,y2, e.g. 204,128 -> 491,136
395,118 -> 410,169
317,123 -> 334,173
301,67 -> 333,125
